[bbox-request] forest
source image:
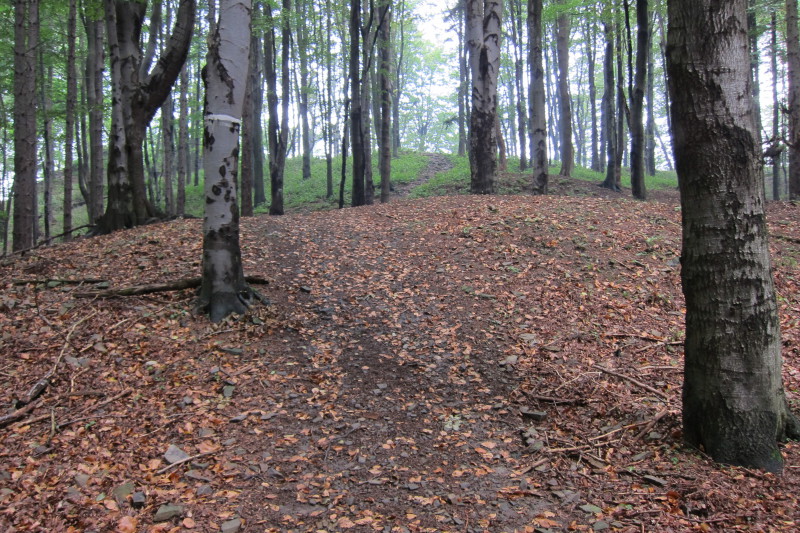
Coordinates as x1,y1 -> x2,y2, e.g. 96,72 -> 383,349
1,0 -> 800,531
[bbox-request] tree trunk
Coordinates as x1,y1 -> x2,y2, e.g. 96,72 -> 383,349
667,0 -> 800,473
85,14 -> 105,224
240,38 -> 255,217
297,0 -> 313,182
64,0 -> 78,240
645,25 -> 656,177
786,0 -> 800,199
177,63 -> 188,217
39,60 -> 55,242
600,22 -> 619,191
97,0 -> 196,233
528,0 -> 547,194
350,0 -> 367,206
509,0 -> 527,170
771,10 -> 783,201
586,19 -> 600,172
199,0 -> 255,323
555,4 -> 573,177
13,0 -> 39,252
629,0 -> 648,200
162,91 -> 176,217
379,0 -> 392,203
265,2 -> 288,215
467,0 -> 502,195
457,0 -> 468,157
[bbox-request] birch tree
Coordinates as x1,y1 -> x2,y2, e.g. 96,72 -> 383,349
198,0 -> 257,323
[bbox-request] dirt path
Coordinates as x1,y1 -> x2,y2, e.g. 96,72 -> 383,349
393,153 -> 454,198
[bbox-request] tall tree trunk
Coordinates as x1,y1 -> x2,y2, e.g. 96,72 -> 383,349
600,22 -> 619,191
324,0 -> 334,198
528,0 -> 547,194
615,21 -> 625,190
786,0 -> 800,199
457,0 -> 468,157
162,92 -> 176,217
199,0 -> 255,323
350,0 -> 366,206
748,0 -> 763,148
86,14 -> 105,224
240,38 -> 255,217
379,0 -> 393,203
39,60 -> 55,242
645,25 -> 656,177
667,0 -> 800,473
586,18 -> 600,172
98,0 -> 196,233
392,0 -> 406,158
177,63 -> 188,217
64,0 -> 78,240
13,0 -> 39,252
771,10 -> 783,200
265,1 -> 289,215
509,0 -> 527,170
250,29 -> 266,208
467,0 -> 502,195
297,0 -> 313,181
361,0 -> 375,206
555,4 -> 573,177
629,0 -> 648,200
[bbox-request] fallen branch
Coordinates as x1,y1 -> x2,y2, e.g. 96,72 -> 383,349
604,333 -> 667,343
156,450 -> 218,474
773,233 -> 800,245
10,389 -> 132,431
521,392 -> 584,405
592,364 -> 671,401
73,275 -> 270,298
0,399 -> 43,429
634,408 -> 671,440
13,278 -> 108,286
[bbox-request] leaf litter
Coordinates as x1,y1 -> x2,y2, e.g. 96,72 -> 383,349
1,177 -> 799,532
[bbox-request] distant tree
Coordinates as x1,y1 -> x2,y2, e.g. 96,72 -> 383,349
379,0 -> 393,203
13,0 -> 39,252
555,0 -> 573,177
198,0 -> 257,322
667,0 -> 800,472
786,0 -> 800,199
528,0 -> 547,194
629,0 -> 648,200
265,0 -> 290,215
467,0 -> 502,194
63,0 -> 78,240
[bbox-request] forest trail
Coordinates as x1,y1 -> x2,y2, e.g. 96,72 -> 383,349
392,153 -> 454,198
0,195 -> 798,532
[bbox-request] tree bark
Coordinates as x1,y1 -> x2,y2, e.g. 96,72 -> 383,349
297,0 -> 313,182
528,0 -> 547,194
85,13 -> 105,224
97,0 -> 196,233
467,0 -> 502,195
771,10 -> 783,200
786,0 -> 800,199
667,0 -> 800,473
64,0 -> 78,240
586,18 -> 600,172
350,0 -> 367,206
379,0 -> 393,203
629,0 -> 648,200
199,0 -> 255,323
555,3 -> 573,177
177,63 -> 188,217
13,0 -> 39,252
600,22 -> 619,191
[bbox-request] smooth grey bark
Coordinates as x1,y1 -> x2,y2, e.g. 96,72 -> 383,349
528,0 -> 547,194
264,0 -> 290,215
555,2 -> 573,177
297,0 -> 312,182
199,0 -> 255,323
645,27 -> 656,177
629,0 -> 648,200
86,14 -> 105,223
97,0 -> 195,233
240,36 -> 255,217
13,0 -> 39,252
350,0 -> 367,205
467,0 -> 502,195
786,0 -> 800,199
39,61 -> 55,242
586,18 -> 600,172
667,0 -> 800,473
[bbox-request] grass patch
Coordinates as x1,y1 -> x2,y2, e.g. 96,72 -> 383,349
410,154 -> 470,198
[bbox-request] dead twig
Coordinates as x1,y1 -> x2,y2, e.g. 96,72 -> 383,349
73,275 -> 270,299
521,391 -> 584,405
0,399 -> 43,428
634,408 -> 671,440
592,364 -> 671,401
13,278 -> 108,286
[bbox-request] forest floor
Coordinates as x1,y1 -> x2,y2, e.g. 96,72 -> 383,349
1,159 -> 800,532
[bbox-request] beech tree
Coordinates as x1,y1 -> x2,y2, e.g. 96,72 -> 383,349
528,0 -> 547,194
667,0 -> 800,472
97,0 -> 195,234
555,0 -> 573,178
198,0 -> 257,323
629,0 -> 648,200
787,0 -> 800,199
467,0 -> 502,194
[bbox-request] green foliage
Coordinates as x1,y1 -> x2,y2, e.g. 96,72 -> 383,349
409,155 -> 469,198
